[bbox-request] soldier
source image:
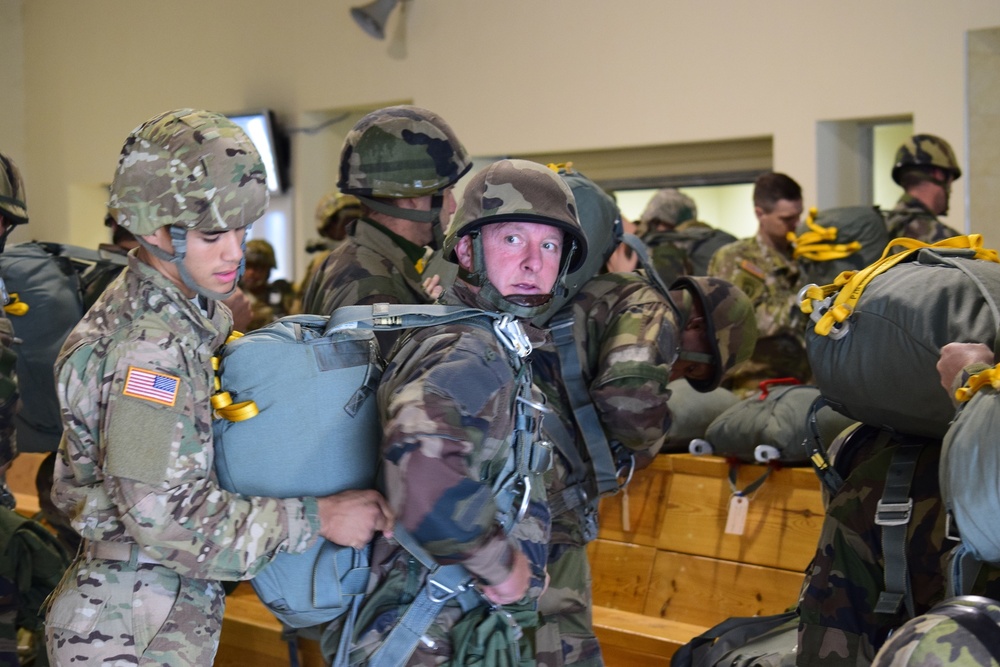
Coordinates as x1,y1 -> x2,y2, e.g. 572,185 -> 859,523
886,134 -> 963,243
707,172 -> 811,395
240,238 -> 295,330
333,159 -> 588,666
295,191 -> 362,305
638,188 -> 698,285
531,166 -> 758,667
45,109 -> 392,665
301,105 -> 471,353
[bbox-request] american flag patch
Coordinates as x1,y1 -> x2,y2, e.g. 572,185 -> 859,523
123,367 -> 180,407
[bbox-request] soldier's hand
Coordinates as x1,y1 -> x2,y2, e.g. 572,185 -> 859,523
937,342 -> 994,392
317,490 -> 394,549
481,550 -> 531,605
422,273 -> 443,300
222,290 -> 254,333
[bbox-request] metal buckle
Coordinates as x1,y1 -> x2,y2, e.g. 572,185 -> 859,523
493,315 -> 532,358
616,453 -> 636,490
945,512 -> 962,542
514,475 -> 532,524
427,577 -> 464,604
875,498 -> 913,527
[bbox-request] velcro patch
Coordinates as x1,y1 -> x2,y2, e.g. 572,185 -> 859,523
738,260 -> 767,280
123,366 -> 180,407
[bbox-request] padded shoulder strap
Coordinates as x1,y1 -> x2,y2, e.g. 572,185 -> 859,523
874,441 -> 924,618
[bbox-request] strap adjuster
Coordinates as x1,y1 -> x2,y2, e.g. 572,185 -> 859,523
427,577 -> 466,604
875,499 -> 913,527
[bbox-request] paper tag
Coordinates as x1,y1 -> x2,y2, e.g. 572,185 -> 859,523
724,495 -> 749,536
621,486 -> 631,532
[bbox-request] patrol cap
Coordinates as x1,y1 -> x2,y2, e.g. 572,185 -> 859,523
640,188 -> 697,229
338,105 -> 472,198
871,596 -> 1000,667
672,276 -> 758,392
892,134 -> 962,185
110,108 -> 269,237
0,152 -> 28,226
445,159 -> 588,273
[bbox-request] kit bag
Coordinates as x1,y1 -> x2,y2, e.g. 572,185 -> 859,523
0,242 -> 126,453
670,610 -> 799,667
790,205 -> 888,287
694,379 -> 856,466
800,236 -> 1000,439
659,379 -> 739,454
212,304 -> 537,636
940,367 -> 1000,564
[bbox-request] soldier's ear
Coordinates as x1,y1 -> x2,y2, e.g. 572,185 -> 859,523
140,227 -> 173,254
454,235 -> 474,272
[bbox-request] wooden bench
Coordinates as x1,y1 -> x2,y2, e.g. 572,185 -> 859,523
6,452 -> 826,666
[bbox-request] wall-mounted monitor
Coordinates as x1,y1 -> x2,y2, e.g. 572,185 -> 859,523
226,109 -> 289,194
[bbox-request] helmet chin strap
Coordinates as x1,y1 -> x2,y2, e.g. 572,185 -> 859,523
136,226 -> 237,301
357,194 -> 445,250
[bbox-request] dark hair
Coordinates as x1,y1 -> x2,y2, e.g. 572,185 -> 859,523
753,172 -> 802,212
897,166 -> 937,191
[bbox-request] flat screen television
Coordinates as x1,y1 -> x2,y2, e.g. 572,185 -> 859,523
226,109 -> 289,194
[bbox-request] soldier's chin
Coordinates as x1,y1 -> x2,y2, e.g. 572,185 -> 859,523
504,294 -> 551,308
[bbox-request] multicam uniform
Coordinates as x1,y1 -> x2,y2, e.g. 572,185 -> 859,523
46,253 -> 322,664
885,193 -> 961,244
346,281 -> 550,665
531,272 -> 678,667
707,236 -> 810,394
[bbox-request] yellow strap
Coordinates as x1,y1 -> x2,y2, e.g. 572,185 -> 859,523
810,235 -> 999,337
3,294 -> 28,316
211,390 -> 259,422
787,207 -> 863,261
955,364 -> 1000,403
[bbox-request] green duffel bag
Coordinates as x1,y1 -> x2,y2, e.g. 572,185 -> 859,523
790,205 -> 889,287
801,236 -> 1000,439
940,366 -> 1000,564
659,379 -> 740,454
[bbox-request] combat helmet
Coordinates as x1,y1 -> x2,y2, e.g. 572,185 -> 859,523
444,159 -> 588,319
0,152 -> 28,252
338,105 -> 471,248
891,134 -> 962,186
245,239 -> 277,270
871,596 -> 1000,667
109,108 -> 269,300
640,188 -> 697,232
533,163 -> 622,326
314,191 -> 361,241
670,276 -> 758,392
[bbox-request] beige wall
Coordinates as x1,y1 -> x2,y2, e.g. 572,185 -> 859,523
6,0 -> 1000,264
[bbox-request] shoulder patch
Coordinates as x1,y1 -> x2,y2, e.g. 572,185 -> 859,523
738,259 -> 767,281
123,366 -> 180,407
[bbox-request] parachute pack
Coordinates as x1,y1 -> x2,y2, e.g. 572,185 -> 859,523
211,304 -> 543,663
0,242 -> 127,453
800,236 -> 1000,438
789,205 -> 889,287
642,223 -> 737,286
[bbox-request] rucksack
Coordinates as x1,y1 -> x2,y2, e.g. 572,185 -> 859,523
790,206 -> 889,287
800,236 -> 1000,438
211,304 -> 542,653
0,242 -> 127,453
643,223 -> 738,285
670,610 -> 799,667
940,367 -> 1000,564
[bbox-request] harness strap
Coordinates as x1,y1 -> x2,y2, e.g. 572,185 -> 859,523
874,441 -> 923,618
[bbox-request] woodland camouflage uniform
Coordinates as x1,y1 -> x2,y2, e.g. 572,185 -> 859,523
885,193 -> 961,244
886,134 -> 963,244
707,236 -> 811,395
46,109 -> 324,665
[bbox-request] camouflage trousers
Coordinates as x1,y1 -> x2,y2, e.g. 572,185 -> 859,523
45,556 -> 226,666
795,425 -> 1000,666
534,541 -> 604,667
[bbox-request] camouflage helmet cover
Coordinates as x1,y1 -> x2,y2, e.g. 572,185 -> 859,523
892,134 -> 962,185
110,108 -> 269,237
314,191 -> 361,234
338,105 -> 472,198
640,188 -> 697,229
445,159 -> 589,273
671,275 -> 758,392
0,151 -> 28,226
871,596 -> 1000,667
244,238 -> 276,269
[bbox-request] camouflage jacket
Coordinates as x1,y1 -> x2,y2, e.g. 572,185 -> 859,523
0,313 -> 16,469
532,273 -> 677,544
52,253 -> 320,579
301,219 -> 430,317
885,193 -> 961,243
374,279 -> 550,590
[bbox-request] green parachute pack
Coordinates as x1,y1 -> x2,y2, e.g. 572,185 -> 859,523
800,235 -> 1000,439
789,205 -> 889,287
